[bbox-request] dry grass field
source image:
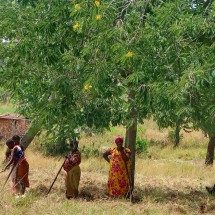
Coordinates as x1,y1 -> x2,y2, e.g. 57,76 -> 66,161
0,120 -> 215,215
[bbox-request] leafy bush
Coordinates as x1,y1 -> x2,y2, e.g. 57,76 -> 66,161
36,133 -> 101,158
136,137 -> 148,154
36,136 -> 70,156
81,145 -> 100,158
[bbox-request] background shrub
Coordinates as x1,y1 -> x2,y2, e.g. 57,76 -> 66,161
136,136 -> 148,154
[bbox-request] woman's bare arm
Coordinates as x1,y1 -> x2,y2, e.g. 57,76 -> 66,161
120,148 -> 130,161
103,149 -> 111,163
2,149 -> 15,171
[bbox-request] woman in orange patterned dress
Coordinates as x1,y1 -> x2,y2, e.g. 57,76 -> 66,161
103,135 -> 131,197
2,139 -> 29,196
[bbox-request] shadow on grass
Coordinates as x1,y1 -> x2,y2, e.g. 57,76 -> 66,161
30,184 -> 104,201
29,184 -> 49,197
29,183 -> 215,213
136,185 -> 215,213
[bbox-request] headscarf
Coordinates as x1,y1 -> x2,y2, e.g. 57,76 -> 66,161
115,135 -> 123,144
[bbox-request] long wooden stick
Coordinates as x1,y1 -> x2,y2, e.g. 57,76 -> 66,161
1,158 -> 27,192
123,159 -> 133,202
1,164 -> 16,191
46,160 -> 66,196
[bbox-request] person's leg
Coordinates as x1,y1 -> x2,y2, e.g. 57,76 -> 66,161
20,183 -> 26,195
14,179 -> 22,195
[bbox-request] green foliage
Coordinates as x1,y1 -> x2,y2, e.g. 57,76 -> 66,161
0,0 -> 152,142
81,144 -> 100,158
36,135 -> 70,156
136,136 -> 148,154
144,0 -> 215,136
0,0 -> 214,153
0,88 -> 10,104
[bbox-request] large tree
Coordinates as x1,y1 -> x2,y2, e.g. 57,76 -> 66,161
0,0 -> 153,188
1,0 -> 214,191
143,0 -> 215,163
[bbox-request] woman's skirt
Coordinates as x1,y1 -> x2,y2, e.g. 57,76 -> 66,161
12,159 -> 30,193
65,165 -> 81,198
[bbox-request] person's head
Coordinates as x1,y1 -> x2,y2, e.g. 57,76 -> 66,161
69,139 -> 79,151
6,139 -> 15,149
115,135 -> 123,149
12,135 -> 20,145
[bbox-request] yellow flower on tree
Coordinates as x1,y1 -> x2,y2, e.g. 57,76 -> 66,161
126,51 -> 134,57
84,84 -> 93,90
73,23 -> 80,31
95,1 -> 100,7
74,4 -> 81,10
96,15 -> 102,21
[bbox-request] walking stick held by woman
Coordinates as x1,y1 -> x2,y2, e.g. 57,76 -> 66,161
46,159 -> 66,196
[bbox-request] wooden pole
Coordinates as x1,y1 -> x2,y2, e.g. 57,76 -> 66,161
46,160 -> 66,196
1,164 -> 16,191
123,159 -> 133,203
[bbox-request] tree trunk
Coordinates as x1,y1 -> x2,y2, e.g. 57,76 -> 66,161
125,119 -> 137,190
205,135 -> 215,165
174,123 -> 180,148
125,89 -> 137,190
125,129 -> 129,147
21,125 -> 39,150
